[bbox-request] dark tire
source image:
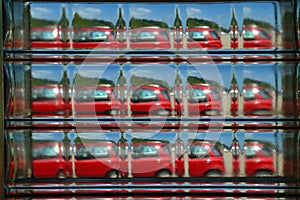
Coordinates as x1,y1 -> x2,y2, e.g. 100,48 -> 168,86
57,170 -> 65,179
106,170 -> 119,179
254,171 -> 273,177
253,109 -> 272,116
205,170 -> 222,177
109,109 -> 119,116
156,170 -> 171,178
155,109 -> 170,116
203,109 -> 220,116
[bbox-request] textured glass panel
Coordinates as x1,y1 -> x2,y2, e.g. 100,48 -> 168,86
2,0 -> 300,198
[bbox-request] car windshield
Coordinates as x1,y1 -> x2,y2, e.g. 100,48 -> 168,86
189,145 -> 209,158
244,30 -> 256,40
130,31 -> 157,42
210,89 -> 221,100
259,89 -> 272,99
75,89 -> 110,102
32,145 -> 59,159
76,145 -> 110,159
212,146 -> 222,156
32,87 -> 59,101
31,30 -> 57,41
244,89 -> 256,100
132,145 -> 159,158
261,146 -> 273,157
131,88 -> 158,102
188,88 -> 208,102
161,90 -> 170,100
258,29 -> 271,39
245,146 -> 257,157
209,30 -> 220,40
188,31 -> 207,41
74,30 -> 108,42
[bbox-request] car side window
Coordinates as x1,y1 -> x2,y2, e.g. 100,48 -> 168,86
209,31 -> 220,40
130,31 -> 157,42
188,88 -> 208,103
141,145 -> 158,157
245,146 -> 257,158
189,31 -> 207,41
189,145 -> 209,158
31,30 -> 56,41
32,88 -> 58,101
131,88 -> 158,102
261,146 -> 273,157
244,89 -> 256,100
244,30 -> 256,40
89,31 -> 108,41
94,89 -> 109,101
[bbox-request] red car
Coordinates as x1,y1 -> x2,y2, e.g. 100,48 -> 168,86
72,27 -> 120,49
120,141 -> 174,177
31,142 -> 68,178
230,85 -> 273,116
232,141 -> 275,177
69,141 -> 120,178
243,26 -> 273,49
124,85 -> 178,116
176,84 -> 223,116
31,27 -> 70,49
72,85 -> 120,116
177,141 -> 225,177
129,27 -> 171,49
185,26 -> 223,49
32,85 -> 69,116
230,26 -> 272,49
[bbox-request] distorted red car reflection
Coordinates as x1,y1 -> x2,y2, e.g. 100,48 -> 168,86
31,142 -> 68,178
120,141 -> 174,178
31,27 -> 70,49
230,25 -> 272,49
243,26 -> 273,49
72,85 -> 120,116
177,141 -> 225,177
69,141 -> 120,178
232,141 -> 275,177
230,84 -> 273,116
176,84 -> 223,116
72,26 -> 120,49
32,85 -> 69,116
125,84 -> 178,116
185,26 -> 223,49
129,27 -> 171,49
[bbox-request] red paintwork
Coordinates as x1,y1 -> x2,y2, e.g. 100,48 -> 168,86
232,141 -> 275,177
174,26 -> 222,49
32,85 -> 69,116
230,26 -> 273,49
120,141 -> 174,177
128,27 -> 171,49
72,27 -> 122,49
230,85 -> 273,116
121,85 -> 178,116
186,27 -> 223,49
176,84 -> 223,116
243,26 -> 273,49
31,142 -> 68,178
72,85 -> 120,116
30,27 -> 70,49
176,141 -> 225,177
69,141 -> 120,178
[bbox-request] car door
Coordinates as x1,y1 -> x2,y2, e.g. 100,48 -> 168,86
188,144 -> 210,177
131,144 -> 161,177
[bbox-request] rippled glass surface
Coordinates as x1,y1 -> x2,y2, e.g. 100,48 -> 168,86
2,0 -> 300,198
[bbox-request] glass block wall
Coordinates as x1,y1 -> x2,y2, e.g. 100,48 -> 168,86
1,0 -> 300,198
